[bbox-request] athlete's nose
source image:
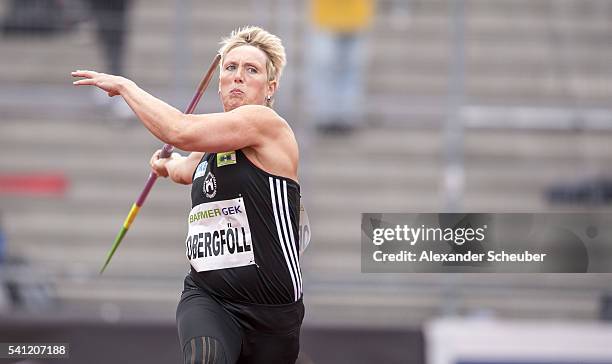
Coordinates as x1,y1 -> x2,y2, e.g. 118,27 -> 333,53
234,66 -> 245,83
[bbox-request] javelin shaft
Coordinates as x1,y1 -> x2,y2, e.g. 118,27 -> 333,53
101,54 -> 222,274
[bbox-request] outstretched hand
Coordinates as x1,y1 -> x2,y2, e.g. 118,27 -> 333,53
71,70 -> 131,97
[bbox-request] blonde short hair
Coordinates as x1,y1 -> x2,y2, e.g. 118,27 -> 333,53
219,26 -> 286,106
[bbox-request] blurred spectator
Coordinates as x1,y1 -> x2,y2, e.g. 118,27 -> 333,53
547,176 -> 612,205
306,0 -> 374,135
1,0 -> 76,35
89,0 -> 131,77
0,212 -> 12,309
88,0 -> 134,119
601,292 -> 612,321
0,212 -> 5,264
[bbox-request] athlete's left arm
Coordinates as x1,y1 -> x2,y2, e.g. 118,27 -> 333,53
71,70 -> 282,152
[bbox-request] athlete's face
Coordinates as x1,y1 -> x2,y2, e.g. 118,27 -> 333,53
219,45 -> 277,112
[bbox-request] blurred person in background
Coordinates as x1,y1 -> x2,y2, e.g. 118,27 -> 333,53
88,0 -> 133,118
72,26 -> 305,364
89,0 -> 131,78
0,211 -> 22,309
0,212 -> 5,264
1,0 -> 77,35
307,0 -> 374,135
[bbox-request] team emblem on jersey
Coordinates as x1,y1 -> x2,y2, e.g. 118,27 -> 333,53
203,171 -> 217,198
217,151 -> 236,167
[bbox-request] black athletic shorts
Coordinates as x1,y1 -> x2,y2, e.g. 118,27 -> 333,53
176,275 -> 304,364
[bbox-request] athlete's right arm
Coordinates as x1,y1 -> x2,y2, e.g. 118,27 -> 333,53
150,150 -> 204,185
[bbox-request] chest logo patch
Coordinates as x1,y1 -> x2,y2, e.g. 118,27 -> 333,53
217,151 -> 237,167
204,171 -> 217,198
194,160 -> 208,180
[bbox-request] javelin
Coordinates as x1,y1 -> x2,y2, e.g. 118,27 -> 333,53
100,53 -> 222,274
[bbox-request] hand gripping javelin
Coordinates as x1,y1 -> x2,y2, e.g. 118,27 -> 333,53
100,54 -> 222,274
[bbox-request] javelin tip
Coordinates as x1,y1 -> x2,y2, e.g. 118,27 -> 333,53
100,226 -> 128,274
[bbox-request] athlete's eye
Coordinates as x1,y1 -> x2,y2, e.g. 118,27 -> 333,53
225,64 -> 236,71
247,67 -> 258,74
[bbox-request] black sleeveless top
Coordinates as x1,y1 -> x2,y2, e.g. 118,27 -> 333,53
186,149 -> 302,304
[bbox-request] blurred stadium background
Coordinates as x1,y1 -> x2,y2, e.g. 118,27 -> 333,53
1,0 -> 612,363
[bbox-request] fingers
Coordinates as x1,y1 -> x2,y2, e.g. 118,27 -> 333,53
71,70 -> 102,86
150,150 -> 170,178
152,149 -> 177,161
151,159 -> 163,175
153,159 -> 169,178
150,149 -> 161,166
72,79 -> 96,86
151,149 -> 178,178
71,70 -> 99,78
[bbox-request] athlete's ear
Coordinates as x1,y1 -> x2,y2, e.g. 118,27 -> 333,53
267,80 -> 277,98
